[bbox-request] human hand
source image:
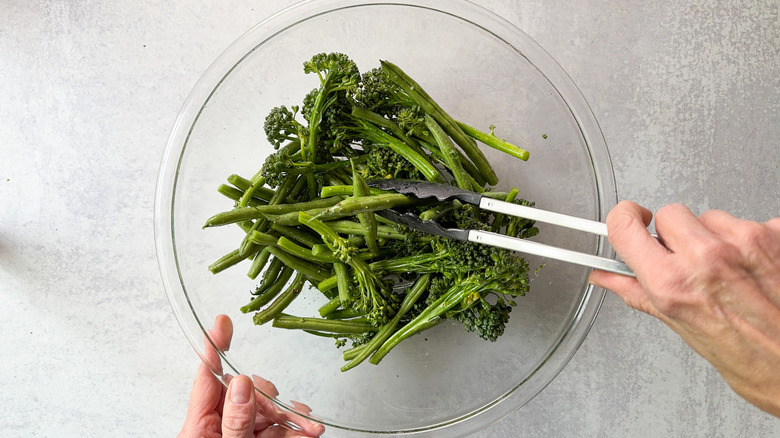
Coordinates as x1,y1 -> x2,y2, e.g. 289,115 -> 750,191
178,314 -> 326,437
588,201 -> 780,417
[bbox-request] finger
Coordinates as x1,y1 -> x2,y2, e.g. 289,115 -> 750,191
257,425 -> 312,438
251,376 -> 324,437
179,361 -> 224,433
211,314 -> 234,351
290,401 -> 313,416
653,204 -> 713,253
588,269 -> 663,319
252,374 -> 280,398
697,209 -> 743,238
222,375 -> 258,438
203,315 -> 234,377
767,217 -> 780,232
605,201 -> 669,279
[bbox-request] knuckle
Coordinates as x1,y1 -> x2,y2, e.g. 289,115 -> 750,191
697,209 -> 720,223
606,209 -> 635,236
648,285 -> 683,315
690,237 -> 729,262
766,217 -> 780,231
655,203 -> 686,224
734,221 -> 770,248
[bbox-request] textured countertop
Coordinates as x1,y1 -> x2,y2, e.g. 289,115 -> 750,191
1,1 -> 778,436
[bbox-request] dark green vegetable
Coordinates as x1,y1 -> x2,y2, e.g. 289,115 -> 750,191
204,52 -> 539,371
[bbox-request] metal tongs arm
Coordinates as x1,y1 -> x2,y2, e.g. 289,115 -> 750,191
368,180 -> 636,277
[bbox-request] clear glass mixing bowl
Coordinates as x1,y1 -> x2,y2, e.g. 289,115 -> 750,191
155,1 -> 616,436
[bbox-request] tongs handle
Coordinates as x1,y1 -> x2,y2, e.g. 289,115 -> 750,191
477,198 -> 633,276
470,230 -> 635,277
479,197 -> 608,237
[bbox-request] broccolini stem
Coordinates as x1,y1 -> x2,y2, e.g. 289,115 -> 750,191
227,174 -> 276,201
424,114 -> 471,190
297,211 -> 342,244
217,184 -> 266,206
417,139 -> 486,190
370,280 -> 481,364
333,261 -> 352,307
456,121 -> 530,161
351,106 -> 432,163
341,274 -> 430,371
241,265 -> 294,313
318,296 -> 342,317
491,188 -> 519,233
352,163 -> 379,255
253,273 -> 305,325
357,120 -> 443,183
286,172 -> 309,202
311,236 -> 366,257
317,275 -> 338,293
380,60 -> 498,185
306,174 -> 318,201
325,307 -> 366,320
272,314 -> 377,334
368,252 -> 449,274
277,236 -> 339,264
238,171 -> 265,208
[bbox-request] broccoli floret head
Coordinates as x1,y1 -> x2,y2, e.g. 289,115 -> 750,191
455,297 -> 513,342
302,86 -> 357,154
354,68 -> 396,113
263,105 -> 306,149
354,67 -> 416,117
303,52 -> 360,91
396,105 -> 428,137
361,143 -> 424,180
260,147 -> 294,188
505,199 -> 540,238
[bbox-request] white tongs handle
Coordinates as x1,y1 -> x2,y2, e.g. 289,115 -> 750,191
479,197 -> 609,237
470,230 -> 634,277
476,198 -> 634,276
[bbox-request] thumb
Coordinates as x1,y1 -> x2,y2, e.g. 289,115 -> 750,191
222,375 -> 257,438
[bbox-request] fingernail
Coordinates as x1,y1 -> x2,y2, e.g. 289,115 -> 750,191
230,376 -> 252,404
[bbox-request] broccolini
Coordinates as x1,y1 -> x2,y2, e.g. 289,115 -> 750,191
204,52 -> 538,371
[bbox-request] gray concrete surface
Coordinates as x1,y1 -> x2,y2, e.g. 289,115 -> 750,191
1,1 -> 778,436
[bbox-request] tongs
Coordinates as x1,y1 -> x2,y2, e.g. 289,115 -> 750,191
367,179 -> 635,277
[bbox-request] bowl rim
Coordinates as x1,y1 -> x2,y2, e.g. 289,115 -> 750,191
154,0 -> 616,435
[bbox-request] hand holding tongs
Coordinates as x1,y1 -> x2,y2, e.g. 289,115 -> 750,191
366,179 -> 635,277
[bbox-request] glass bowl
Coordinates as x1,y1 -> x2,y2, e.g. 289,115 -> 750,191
155,0 -> 616,436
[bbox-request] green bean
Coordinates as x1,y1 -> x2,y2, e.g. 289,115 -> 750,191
252,274 -> 305,325
241,265 -> 294,313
